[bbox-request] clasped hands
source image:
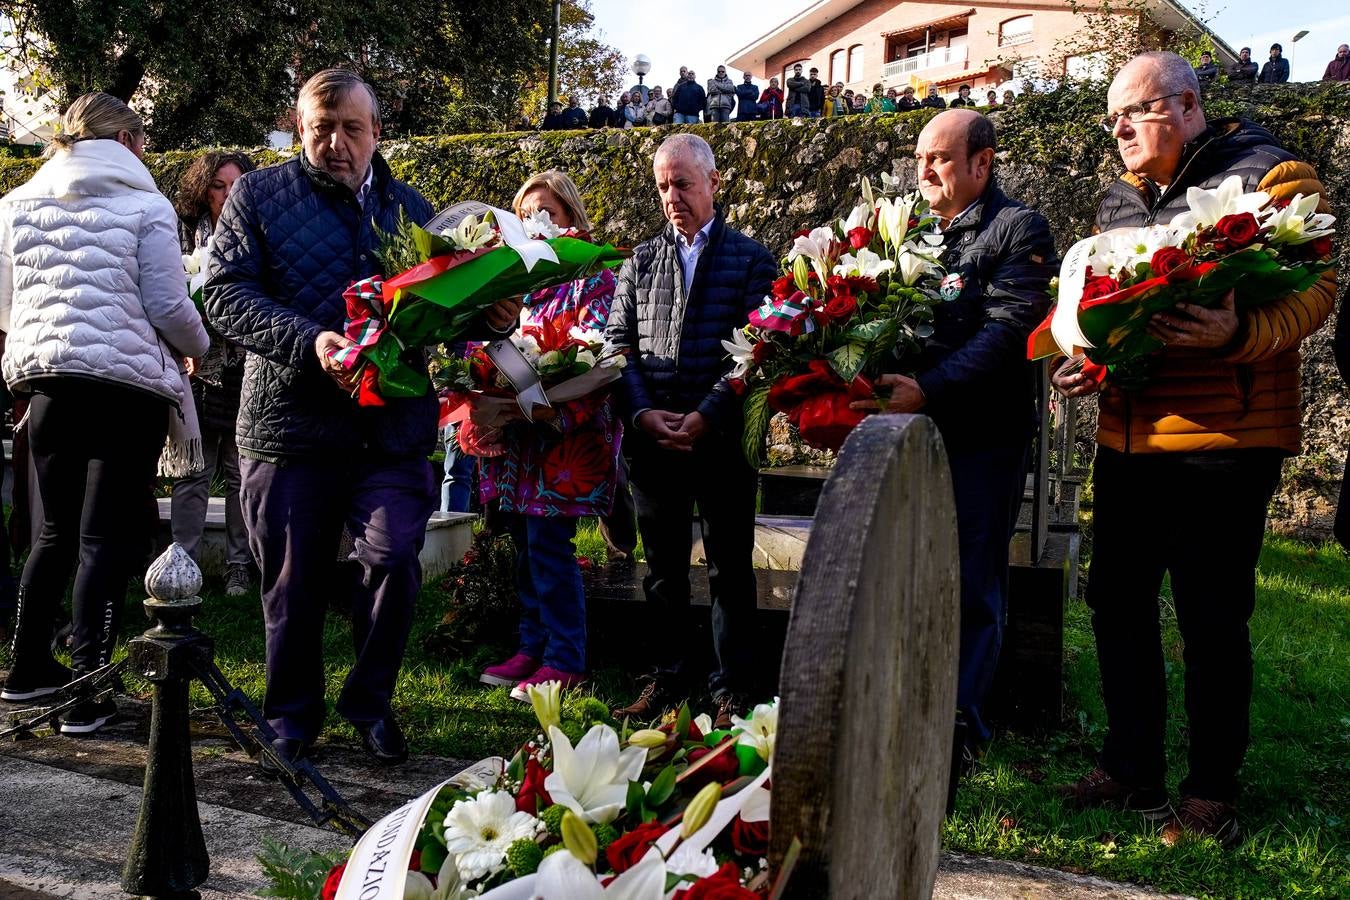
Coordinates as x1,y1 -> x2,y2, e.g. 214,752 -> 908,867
639,409 -> 708,451
847,374 -> 926,414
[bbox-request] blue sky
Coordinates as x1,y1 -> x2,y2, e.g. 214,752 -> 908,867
587,0 -> 1349,92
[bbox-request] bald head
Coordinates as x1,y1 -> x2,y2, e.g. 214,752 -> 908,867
1107,52 -> 1207,184
915,109 -> 996,221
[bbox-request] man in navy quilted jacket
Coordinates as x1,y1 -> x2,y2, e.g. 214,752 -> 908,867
206,69 -> 518,772
605,134 -> 778,729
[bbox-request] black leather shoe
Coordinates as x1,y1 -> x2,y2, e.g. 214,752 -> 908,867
356,716 -> 408,765
258,737 -> 309,778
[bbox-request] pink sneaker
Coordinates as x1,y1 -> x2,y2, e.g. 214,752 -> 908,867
510,666 -> 585,701
480,653 -> 541,687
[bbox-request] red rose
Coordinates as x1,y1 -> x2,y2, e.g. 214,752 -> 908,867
1214,212 -> 1260,248
1080,275 -> 1120,301
1149,246 -> 1191,278
730,815 -> 770,856
1309,235 -> 1334,259
516,756 -> 553,814
683,742 -> 740,789
771,275 -> 797,299
751,341 -> 776,366
320,862 -> 346,900
606,821 -> 669,874
847,226 -> 873,250
683,862 -> 758,899
823,293 -> 858,321
727,377 -> 747,397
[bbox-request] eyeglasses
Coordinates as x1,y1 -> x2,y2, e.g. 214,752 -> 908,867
1100,92 -> 1182,132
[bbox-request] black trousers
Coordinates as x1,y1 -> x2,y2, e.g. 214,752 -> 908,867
627,430 -> 757,696
1087,446 -> 1283,802
18,378 -> 168,674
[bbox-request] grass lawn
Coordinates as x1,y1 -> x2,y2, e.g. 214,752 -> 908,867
3,523 -> 1345,898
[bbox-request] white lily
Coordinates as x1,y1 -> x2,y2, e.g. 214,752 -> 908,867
444,214 -> 498,252
1168,174 -> 1268,231
1262,192 -> 1336,245
403,850 -> 474,900
839,201 -> 874,235
833,247 -> 895,280
739,781 -> 771,824
693,713 -> 714,737
876,195 -> 917,250
532,846 -> 666,899
520,208 -> 562,240
544,724 -> 647,824
720,327 -> 756,379
787,225 -> 837,287
525,680 -> 562,734
895,243 -> 940,287
731,698 -> 778,763
182,253 -> 201,276
859,173 -> 875,207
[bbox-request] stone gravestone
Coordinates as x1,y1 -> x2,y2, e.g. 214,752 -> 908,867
770,414 -> 960,899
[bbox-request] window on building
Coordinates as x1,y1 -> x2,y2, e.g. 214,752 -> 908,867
999,16 -> 1033,47
831,48 -> 847,85
947,28 -> 969,50
1066,50 -> 1110,81
848,44 -> 864,82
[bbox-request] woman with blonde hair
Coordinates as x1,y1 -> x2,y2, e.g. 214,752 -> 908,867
0,92 -> 208,732
474,170 -> 621,698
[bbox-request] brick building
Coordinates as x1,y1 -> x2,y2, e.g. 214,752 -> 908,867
728,0 -> 1234,102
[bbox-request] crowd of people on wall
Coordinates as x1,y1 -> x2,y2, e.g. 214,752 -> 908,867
540,62 -> 1020,130
1210,41 -> 1350,84
0,50 -> 1346,853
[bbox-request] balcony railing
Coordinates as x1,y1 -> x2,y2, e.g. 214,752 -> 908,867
882,45 -> 968,80
999,31 -> 1033,48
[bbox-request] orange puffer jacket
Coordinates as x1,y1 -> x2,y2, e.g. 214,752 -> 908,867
1093,119 -> 1337,454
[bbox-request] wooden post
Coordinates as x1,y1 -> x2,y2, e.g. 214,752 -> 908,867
771,414 -> 959,899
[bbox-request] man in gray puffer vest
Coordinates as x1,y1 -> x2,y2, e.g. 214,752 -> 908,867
605,134 -> 777,729
206,70 -> 517,772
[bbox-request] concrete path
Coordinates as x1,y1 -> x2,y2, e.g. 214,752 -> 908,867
0,692 -> 1191,899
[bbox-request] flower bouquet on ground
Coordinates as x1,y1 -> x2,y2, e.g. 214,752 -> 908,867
307,686 -> 791,899
728,175 -> 946,464
332,203 -> 628,406
1027,175 -> 1336,384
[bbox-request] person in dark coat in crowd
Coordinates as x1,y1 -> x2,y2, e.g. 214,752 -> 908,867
605,133 -> 777,730
1194,51 -> 1219,84
897,86 -> 920,111
205,69 -> 521,772
542,101 -> 566,130
1229,47 -> 1258,83
735,72 -> 760,120
560,95 -> 588,129
922,85 -> 948,109
589,95 -> 615,127
1259,44 -> 1290,83
806,67 -> 825,117
1323,44 -> 1350,81
852,108 -> 1057,806
672,72 -> 707,124
785,63 -> 811,116
950,84 -> 976,107
170,151 -> 256,597
758,77 -> 784,119
706,66 -> 737,123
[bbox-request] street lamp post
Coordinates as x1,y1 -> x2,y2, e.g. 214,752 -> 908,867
631,54 -> 652,105
1291,29 -> 1309,80
547,0 -> 562,109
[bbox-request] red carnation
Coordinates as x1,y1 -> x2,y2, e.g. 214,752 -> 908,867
771,275 -> 797,299
1150,246 -> 1191,278
606,821 -> 669,874
730,815 -> 770,856
823,293 -> 858,321
1081,275 -> 1121,301
320,862 -> 346,900
727,377 -> 748,396
1309,235 -> 1334,259
844,275 -> 879,295
683,862 -> 758,899
516,756 -> 552,814
683,742 -> 740,789
1214,212 -> 1260,248
847,226 -> 873,250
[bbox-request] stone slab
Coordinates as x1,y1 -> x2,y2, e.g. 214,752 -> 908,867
933,852 -> 1194,900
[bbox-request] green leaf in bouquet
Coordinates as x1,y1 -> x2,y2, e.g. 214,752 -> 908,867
846,319 -> 890,342
736,743 -> 768,777
419,841 -> 447,874
741,383 -> 772,468
828,342 -> 867,383
704,728 -> 735,747
675,702 -> 691,739
647,764 -> 677,807
507,748 -> 526,783
626,779 -> 647,821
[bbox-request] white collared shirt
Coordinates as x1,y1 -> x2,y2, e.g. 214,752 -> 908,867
356,165 -> 374,209
676,218 -> 715,296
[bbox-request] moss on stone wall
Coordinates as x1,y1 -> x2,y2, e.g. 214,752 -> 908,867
1,83 -> 1345,535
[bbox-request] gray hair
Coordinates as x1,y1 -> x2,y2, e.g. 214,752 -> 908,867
1122,51 -> 1201,99
654,133 -> 717,175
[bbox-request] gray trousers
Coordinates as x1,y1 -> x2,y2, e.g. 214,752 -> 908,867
169,424 -> 250,566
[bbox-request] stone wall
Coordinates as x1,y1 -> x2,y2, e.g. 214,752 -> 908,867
1,81 -> 1346,536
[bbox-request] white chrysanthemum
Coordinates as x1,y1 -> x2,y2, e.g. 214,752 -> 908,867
442,790 -> 539,883
731,698 -> 779,763
512,333 -> 542,364
568,324 -> 606,348
521,208 -> 562,240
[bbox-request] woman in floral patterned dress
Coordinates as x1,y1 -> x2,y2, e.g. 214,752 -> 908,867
476,171 -> 621,698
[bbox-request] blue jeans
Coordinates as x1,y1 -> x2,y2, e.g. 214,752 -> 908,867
507,514 -> 586,673
440,424 -> 474,513
948,445 -> 1030,744
673,112 -> 699,124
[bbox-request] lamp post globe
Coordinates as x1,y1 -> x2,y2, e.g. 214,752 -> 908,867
631,54 -> 652,104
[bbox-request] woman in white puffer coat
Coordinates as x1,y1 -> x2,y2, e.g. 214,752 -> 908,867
0,92 -> 208,734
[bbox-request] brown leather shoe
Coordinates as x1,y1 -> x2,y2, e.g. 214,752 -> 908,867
611,678 -> 672,721
1055,767 -> 1172,820
1161,796 -> 1241,849
712,691 -> 747,731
